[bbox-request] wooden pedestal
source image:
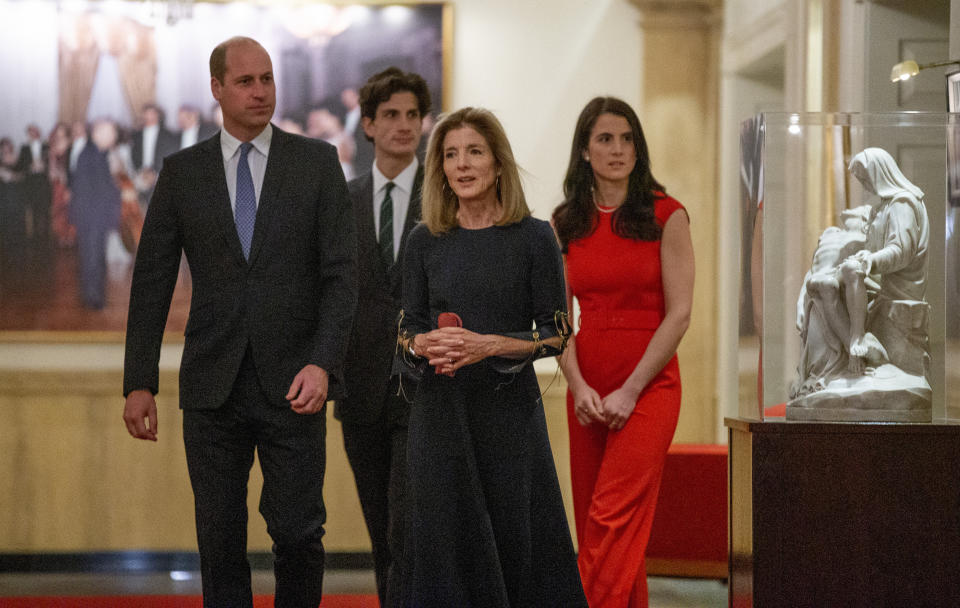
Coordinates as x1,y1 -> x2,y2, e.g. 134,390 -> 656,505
726,417 -> 960,608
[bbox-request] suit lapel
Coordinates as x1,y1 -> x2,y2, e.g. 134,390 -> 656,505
202,134 -> 247,265
356,174 -> 380,255
389,165 -> 424,289
247,126 -> 287,266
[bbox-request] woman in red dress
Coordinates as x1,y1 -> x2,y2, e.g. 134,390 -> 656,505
552,97 -> 695,608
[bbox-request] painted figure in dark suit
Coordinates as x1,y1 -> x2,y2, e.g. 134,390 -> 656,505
0,137 -> 25,262
176,103 -> 219,150
15,124 -> 52,245
122,37 -> 357,608
69,119 -> 122,310
338,67 -> 430,607
130,104 -> 178,206
344,86 -> 375,175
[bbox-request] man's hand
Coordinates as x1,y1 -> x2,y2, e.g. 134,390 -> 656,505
286,364 -> 329,414
123,389 -> 158,441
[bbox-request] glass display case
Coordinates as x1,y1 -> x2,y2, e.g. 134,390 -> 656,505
738,112 -> 960,422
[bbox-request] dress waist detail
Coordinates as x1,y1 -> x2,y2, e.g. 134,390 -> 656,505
579,309 -> 662,331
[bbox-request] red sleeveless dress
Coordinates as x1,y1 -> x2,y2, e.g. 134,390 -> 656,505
564,195 -> 684,608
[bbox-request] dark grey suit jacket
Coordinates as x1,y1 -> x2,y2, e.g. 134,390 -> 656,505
336,166 -> 422,425
123,126 -> 358,409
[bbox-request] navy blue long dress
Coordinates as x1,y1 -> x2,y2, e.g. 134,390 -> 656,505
397,216 -> 587,607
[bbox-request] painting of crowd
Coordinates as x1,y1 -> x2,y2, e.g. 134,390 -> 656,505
0,105 -> 213,308
0,1 -> 444,333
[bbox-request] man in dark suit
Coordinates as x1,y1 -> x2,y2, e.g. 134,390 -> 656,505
15,124 -> 51,246
176,103 -> 219,150
338,67 -> 430,607
70,119 -> 122,310
341,86 -> 374,174
130,104 -> 178,206
122,36 -> 356,608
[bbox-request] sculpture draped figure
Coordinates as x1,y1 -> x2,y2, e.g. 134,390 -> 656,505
787,147 -> 932,422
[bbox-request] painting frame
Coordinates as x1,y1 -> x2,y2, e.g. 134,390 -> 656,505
0,0 -> 452,342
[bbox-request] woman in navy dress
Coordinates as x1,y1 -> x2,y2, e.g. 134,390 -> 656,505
396,107 -> 587,607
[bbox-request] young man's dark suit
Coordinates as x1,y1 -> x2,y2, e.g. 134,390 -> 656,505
338,164 -> 422,606
130,125 -> 179,174
123,125 -> 357,606
15,142 -> 51,244
131,124 -> 178,206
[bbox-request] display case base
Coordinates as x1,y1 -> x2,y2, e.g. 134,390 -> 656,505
726,417 -> 960,608
784,405 -> 931,422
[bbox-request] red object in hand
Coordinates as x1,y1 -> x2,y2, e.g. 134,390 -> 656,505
435,312 -> 462,376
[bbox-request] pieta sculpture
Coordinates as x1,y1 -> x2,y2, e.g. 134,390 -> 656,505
786,147 -> 931,422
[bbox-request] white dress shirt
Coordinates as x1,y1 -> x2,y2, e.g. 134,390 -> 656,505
180,125 -> 199,150
141,124 -> 158,169
372,157 -> 419,261
220,124 -> 272,213
29,139 -> 43,170
69,137 -> 87,173
344,106 -> 361,136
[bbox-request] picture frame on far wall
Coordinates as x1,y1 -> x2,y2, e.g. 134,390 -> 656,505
0,0 -> 450,340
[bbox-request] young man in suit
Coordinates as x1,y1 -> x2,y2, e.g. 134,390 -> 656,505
338,67 -> 430,607
15,124 -> 51,245
122,36 -> 357,608
130,104 -> 178,206
176,103 -> 219,150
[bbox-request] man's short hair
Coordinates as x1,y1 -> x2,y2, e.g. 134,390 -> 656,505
209,36 -> 263,84
358,67 -> 432,124
141,104 -> 165,126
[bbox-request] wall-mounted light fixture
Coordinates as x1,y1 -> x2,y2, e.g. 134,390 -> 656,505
890,59 -> 960,82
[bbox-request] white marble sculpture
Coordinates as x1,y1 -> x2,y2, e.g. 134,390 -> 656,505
787,147 -> 932,422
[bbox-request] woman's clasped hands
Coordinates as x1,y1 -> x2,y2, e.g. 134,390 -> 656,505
414,327 -> 498,375
570,381 -> 639,431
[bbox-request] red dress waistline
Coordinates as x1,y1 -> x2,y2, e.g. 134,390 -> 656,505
578,309 -> 662,331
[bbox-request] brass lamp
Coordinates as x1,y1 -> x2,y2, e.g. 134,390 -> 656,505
891,59 -> 960,82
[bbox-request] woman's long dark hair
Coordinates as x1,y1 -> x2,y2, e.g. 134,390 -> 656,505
552,97 -> 665,252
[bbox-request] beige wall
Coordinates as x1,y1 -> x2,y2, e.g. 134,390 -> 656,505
0,0 -> 724,553
0,368 -> 573,553
634,0 -> 721,442
445,0 -> 644,220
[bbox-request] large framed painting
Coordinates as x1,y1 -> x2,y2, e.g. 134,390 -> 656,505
0,0 -> 450,339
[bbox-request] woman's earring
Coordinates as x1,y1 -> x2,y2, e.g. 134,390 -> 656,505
583,153 -> 590,162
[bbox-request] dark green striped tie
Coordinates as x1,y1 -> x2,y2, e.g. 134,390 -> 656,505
379,181 -> 395,267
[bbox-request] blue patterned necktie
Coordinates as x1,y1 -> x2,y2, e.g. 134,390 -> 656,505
379,181 -> 395,267
235,142 -> 256,260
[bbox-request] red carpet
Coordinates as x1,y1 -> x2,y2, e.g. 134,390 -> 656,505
0,596 -> 378,607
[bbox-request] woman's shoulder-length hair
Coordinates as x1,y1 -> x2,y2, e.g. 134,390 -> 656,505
421,107 -> 530,235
